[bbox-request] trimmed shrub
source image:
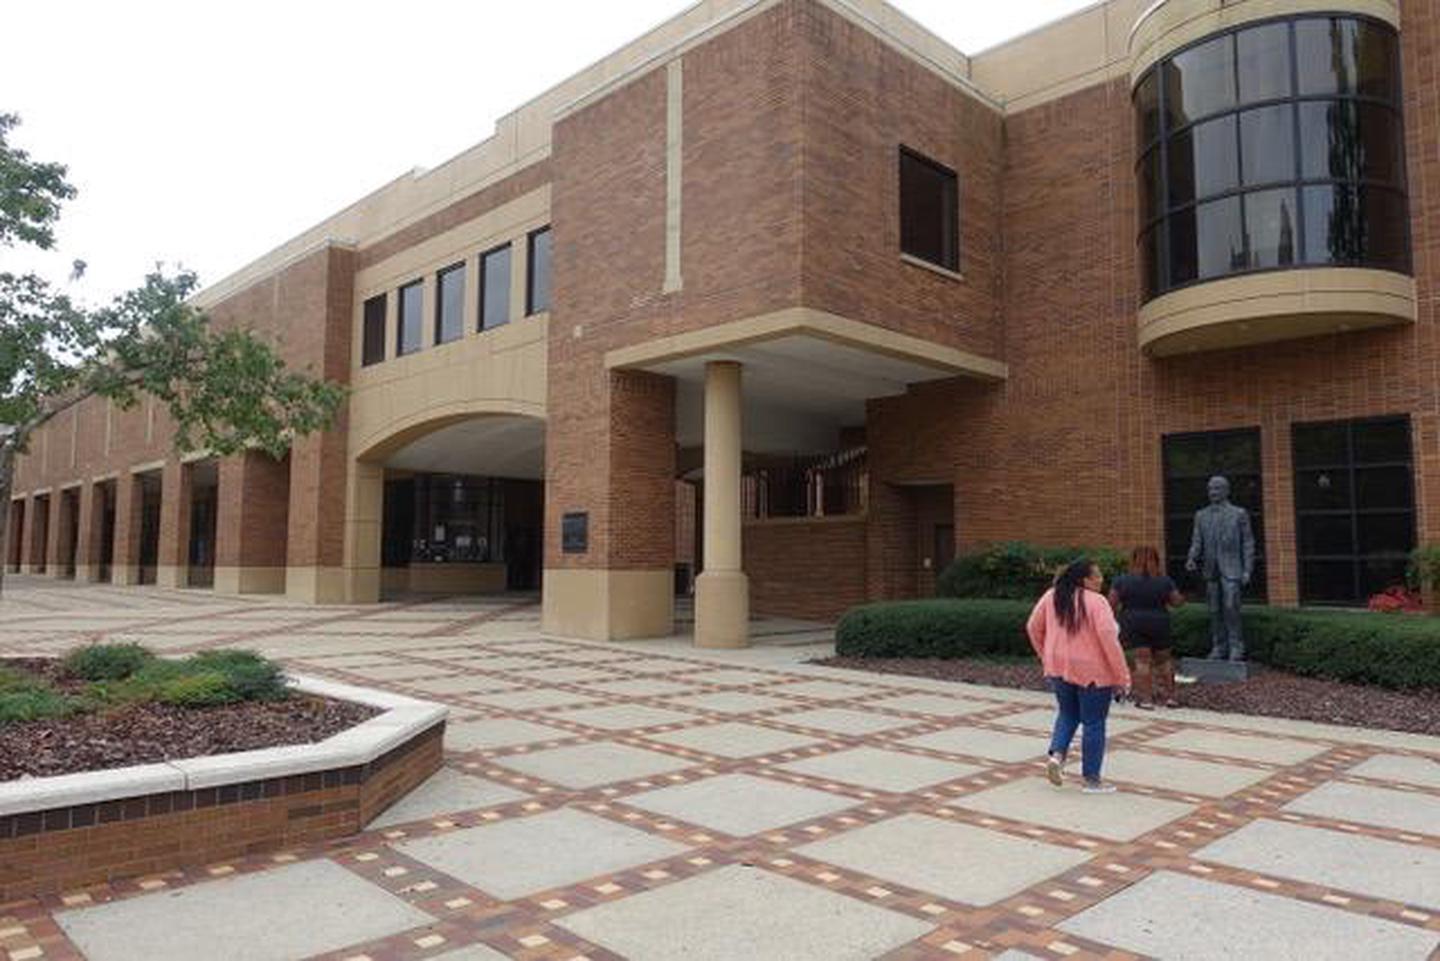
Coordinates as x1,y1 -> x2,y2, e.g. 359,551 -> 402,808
836,598 -> 1440,692
63,643 -> 154,681
936,542 -> 1126,600
189,650 -> 289,702
0,688 -> 81,723
155,671 -> 238,708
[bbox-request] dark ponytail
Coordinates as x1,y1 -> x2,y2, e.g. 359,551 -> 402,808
1053,558 -> 1094,632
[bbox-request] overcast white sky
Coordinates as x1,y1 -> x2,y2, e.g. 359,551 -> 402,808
1,1 -> 1094,307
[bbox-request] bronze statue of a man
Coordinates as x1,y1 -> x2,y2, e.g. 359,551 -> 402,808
1185,476 -> 1255,662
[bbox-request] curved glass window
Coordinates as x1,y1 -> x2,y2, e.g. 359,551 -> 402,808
1136,15 -> 1409,302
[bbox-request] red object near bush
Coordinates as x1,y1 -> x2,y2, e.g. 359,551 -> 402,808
1368,585 -> 1425,613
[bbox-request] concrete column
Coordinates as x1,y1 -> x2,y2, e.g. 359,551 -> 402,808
341,459 -> 384,604
156,461 -> 191,589
111,473 -> 144,586
44,492 -> 65,577
694,361 -> 749,648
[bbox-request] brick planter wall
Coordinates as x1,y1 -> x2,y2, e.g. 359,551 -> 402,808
0,722 -> 443,902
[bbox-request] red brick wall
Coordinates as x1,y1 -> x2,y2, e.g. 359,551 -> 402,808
744,517 -> 867,620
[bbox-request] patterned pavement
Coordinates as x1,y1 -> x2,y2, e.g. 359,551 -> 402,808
1,576 -> 1438,960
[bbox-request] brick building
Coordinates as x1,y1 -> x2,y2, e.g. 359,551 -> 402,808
7,0 -> 1435,646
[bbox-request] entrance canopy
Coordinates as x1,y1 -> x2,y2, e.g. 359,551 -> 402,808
606,308 -> 1007,454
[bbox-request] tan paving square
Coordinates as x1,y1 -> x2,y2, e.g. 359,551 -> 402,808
644,721 -> 822,758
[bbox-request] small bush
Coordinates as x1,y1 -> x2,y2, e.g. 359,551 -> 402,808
63,643 -> 154,681
0,665 -> 48,695
936,542 -> 1126,600
835,597 -> 1440,691
155,671 -> 238,708
189,650 -> 289,702
0,688 -> 81,723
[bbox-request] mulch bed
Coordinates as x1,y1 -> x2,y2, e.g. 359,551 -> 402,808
0,658 -> 379,781
813,656 -> 1440,737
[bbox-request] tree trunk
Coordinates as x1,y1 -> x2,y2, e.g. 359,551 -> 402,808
0,442 -> 12,600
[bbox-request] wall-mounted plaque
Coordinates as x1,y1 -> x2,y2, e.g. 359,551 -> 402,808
562,512 -> 589,554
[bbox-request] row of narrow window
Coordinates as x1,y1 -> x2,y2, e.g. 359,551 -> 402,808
361,225 -> 552,367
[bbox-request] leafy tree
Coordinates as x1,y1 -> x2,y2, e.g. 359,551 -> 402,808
0,113 -> 345,595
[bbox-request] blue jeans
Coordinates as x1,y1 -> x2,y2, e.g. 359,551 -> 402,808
1047,678 -> 1113,782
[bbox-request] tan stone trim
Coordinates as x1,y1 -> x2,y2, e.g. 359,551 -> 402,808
604,307 -> 1009,382
179,449 -> 215,465
541,568 -> 674,641
129,460 -> 166,476
664,58 -> 685,295
154,564 -> 187,590
286,566 -> 349,605
89,472 -> 119,485
1138,267 -> 1417,357
30,487 -> 52,498
213,566 -> 287,596
192,238 -> 358,310
900,253 -> 965,283
57,481 -> 82,492
1129,0 -> 1402,85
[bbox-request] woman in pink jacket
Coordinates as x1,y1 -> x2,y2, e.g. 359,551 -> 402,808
1026,558 -> 1132,793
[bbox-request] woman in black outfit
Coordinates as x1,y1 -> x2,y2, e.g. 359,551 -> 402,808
1108,546 -> 1185,709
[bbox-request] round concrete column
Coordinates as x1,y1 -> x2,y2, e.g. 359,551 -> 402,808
694,360 -> 749,648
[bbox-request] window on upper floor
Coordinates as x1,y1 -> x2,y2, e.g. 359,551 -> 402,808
1135,15 -> 1409,302
361,294 -> 387,367
435,262 -> 466,345
526,227 -> 552,316
899,147 -> 959,273
481,243 -> 512,331
397,279 -> 424,356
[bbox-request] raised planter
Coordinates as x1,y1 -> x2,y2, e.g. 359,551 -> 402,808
0,675 -> 446,902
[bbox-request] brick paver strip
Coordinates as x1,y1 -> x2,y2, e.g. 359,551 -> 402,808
2,576 -> 1439,961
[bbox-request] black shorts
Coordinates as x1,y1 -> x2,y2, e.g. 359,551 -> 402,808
1120,612 -> 1172,650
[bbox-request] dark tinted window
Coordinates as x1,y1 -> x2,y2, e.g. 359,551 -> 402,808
481,244 -> 511,330
899,148 -> 959,271
1293,416 -> 1415,604
1135,15 -> 1408,302
1162,428 -> 1266,599
435,262 -> 465,345
361,294 -> 386,367
397,280 -> 424,356
526,226 -> 552,316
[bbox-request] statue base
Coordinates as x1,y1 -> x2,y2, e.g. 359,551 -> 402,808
1178,657 -> 1251,684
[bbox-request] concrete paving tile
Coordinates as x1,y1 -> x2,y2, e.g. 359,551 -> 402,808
990,708 -> 1153,736
1146,729 -> 1327,765
644,721 -> 823,758
344,663 -> 457,682
581,677 -> 700,697
626,773 -> 859,836
468,688 -> 599,712
662,691 -> 796,713
54,859 -> 433,961
394,808 -> 688,899
1059,870 -> 1440,960
490,742 -> 696,788
611,657 -> 698,674
544,648 -> 640,664
368,768 -> 529,829
557,864 -> 932,961
456,655 -> 552,672
867,692 -> 999,717
403,675 -> 524,696
1196,819 -> 1440,909
1347,754 -> 1440,789
949,778 -> 1197,841
777,747 -> 985,793
680,667 -> 786,685
797,814 -> 1093,905
769,707 -> 921,736
900,726 -> 1047,763
549,704 -> 701,731
445,718 -> 574,751
1283,781 -> 1440,836
426,947 -> 512,961
511,664 -> 624,684
770,679 -> 885,700
1102,749 -> 1275,797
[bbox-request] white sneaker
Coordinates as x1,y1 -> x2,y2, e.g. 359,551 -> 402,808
1082,780 -> 1117,795
1046,754 -> 1064,787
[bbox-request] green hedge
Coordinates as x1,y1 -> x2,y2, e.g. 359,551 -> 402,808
835,599 -> 1440,691
936,542 -> 1126,600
